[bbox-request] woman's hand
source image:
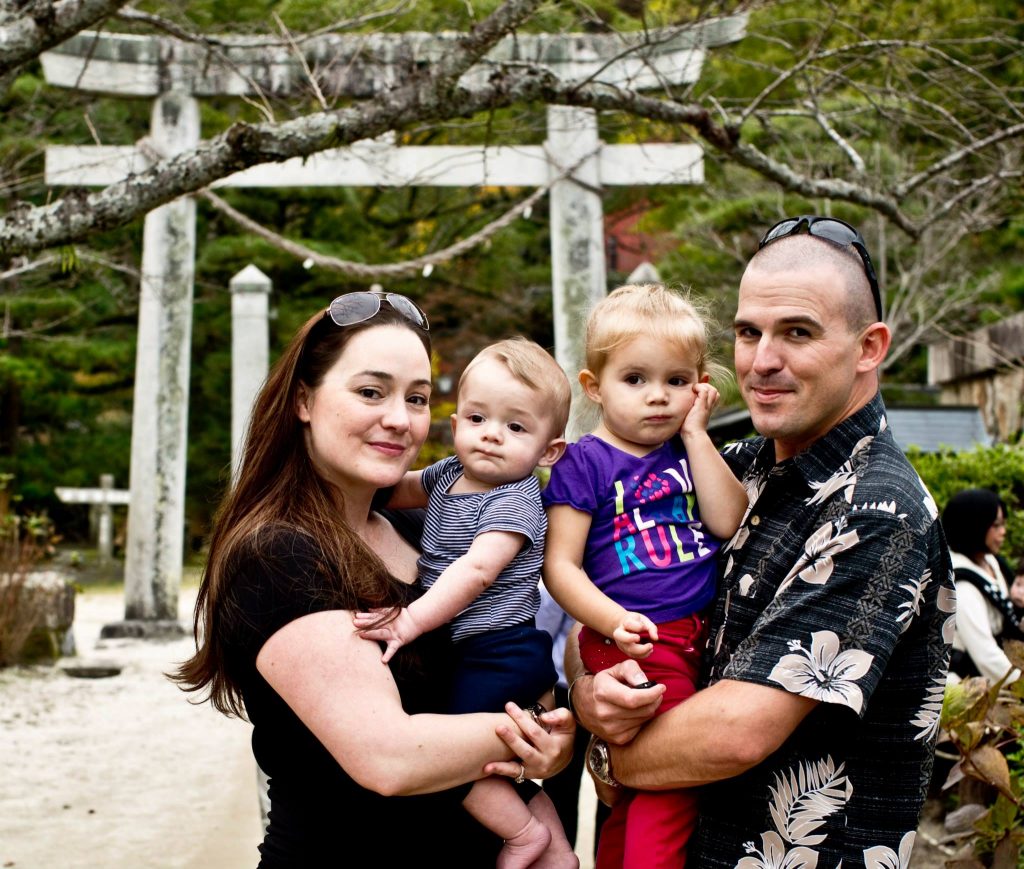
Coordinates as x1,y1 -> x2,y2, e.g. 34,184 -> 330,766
483,702 -> 575,781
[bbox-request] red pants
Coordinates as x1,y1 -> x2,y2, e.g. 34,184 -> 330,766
580,614 -> 705,869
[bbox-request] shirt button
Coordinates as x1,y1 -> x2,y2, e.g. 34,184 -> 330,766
750,515 -> 761,526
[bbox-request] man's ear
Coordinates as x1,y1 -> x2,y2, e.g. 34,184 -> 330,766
856,322 -> 892,374
296,383 -> 312,423
537,438 -> 567,469
579,369 -> 601,404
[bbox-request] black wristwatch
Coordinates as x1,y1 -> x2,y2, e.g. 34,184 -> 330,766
586,735 -> 622,788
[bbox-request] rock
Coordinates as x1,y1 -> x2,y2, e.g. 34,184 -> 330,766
100,620 -> 187,640
3,571 -> 77,665
62,663 -> 122,679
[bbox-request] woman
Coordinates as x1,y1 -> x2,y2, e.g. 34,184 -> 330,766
942,488 -> 1023,683
175,292 -> 576,866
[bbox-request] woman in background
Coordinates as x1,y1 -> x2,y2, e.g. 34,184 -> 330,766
942,488 -> 1024,683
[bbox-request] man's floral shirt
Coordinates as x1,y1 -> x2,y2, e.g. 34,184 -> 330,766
693,394 -> 954,868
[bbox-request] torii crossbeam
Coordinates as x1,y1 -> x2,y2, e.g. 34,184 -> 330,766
41,16 -> 747,630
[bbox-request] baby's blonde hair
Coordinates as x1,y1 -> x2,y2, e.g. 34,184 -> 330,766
459,337 -> 572,438
584,283 -> 727,384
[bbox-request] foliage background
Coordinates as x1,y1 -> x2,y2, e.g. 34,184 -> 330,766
1,0 -> 1022,549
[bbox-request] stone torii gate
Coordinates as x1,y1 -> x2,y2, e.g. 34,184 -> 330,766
41,17 -> 746,631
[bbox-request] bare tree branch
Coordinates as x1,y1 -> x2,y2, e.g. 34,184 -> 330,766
0,0 -> 129,78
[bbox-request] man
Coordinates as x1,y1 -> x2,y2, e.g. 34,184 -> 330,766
568,216 -> 955,866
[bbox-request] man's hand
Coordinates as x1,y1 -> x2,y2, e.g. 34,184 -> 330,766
574,660 -> 664,745
353,607 -> 424,663
613,611 -> 660,659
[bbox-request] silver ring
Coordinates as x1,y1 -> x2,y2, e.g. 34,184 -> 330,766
514,763 -> 526,785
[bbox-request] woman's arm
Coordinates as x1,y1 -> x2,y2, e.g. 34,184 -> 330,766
543,504 -> 658,657
955,580 -> 1020,683
386,470 -> 428,509
257,608 -> 573,795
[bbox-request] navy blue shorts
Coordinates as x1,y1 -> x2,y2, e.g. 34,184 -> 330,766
449,623 -> 557,714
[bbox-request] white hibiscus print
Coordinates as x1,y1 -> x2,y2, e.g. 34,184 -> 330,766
769,631 -> 874,713
775,519 -> 860,598
724,524 -> 751,555
768,756 -> 852,846
737,833 -> 818,869
914,474 -> 938,520
864,831 -> 915,869
910,676 -> 946,742
806,463 -> 858,507
896,568 -> 930,633
852,500 -> 897,514
937,579 -> 957,645
851,434 -> 874,457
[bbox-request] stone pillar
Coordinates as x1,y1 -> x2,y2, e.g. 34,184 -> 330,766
546,106 -> 607,440
97,474 -> 115,566
229,265 -> 272,484
120,91 -> 199,628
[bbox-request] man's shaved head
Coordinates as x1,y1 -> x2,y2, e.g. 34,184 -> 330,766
747,235 -> 877,332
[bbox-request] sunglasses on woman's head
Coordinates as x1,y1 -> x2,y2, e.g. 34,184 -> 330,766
326,292 -> 430,331
758,215 -> 884,322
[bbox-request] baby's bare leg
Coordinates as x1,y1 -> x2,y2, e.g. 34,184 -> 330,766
463,778 -> 550,869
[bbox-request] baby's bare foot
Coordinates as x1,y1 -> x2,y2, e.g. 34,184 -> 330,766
497,814 -> 551,869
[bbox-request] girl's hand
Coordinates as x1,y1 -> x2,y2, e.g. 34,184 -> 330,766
680,382 -> 720,439
484,703 -> 575,781
613,612 -> 659,659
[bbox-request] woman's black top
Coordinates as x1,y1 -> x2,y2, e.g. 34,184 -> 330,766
220,520 -> 500,867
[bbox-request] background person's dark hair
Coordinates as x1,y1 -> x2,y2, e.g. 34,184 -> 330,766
941,488 -> 1006,559
175,303 -> 430,716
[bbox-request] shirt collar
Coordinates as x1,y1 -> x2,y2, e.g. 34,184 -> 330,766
750,392 -> 887,487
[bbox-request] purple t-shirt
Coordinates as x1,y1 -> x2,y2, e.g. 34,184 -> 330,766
542,434 -> 718,624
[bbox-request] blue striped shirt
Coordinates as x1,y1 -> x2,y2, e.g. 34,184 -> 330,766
419,456 -> 544,642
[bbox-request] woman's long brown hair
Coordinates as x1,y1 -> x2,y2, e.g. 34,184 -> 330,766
174,305 -> 431,717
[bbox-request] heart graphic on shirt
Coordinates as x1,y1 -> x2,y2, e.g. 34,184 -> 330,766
633,472 -> 671,504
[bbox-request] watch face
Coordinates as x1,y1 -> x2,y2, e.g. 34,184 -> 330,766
587,737 -> 607,780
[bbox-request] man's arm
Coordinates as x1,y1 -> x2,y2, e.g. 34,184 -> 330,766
571,664 -> 818,790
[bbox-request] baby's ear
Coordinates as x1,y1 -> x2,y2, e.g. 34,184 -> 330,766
699,373 -> 710,384
537,437 -> 567,468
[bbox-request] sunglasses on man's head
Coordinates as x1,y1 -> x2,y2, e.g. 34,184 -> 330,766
326,291 -> 429,331
758,215 -> 884,322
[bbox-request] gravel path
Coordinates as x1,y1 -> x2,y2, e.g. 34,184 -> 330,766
0,587 -> 262,869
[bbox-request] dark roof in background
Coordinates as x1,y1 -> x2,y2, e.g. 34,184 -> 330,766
886,405 -> 991,453
709,404 -> 991,453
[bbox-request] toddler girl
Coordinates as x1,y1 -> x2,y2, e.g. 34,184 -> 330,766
542,284 -> 747,869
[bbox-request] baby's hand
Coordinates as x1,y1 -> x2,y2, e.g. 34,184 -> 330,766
613,612 -> 660,660
680,382 -> 720,439
353,607 -> 423,663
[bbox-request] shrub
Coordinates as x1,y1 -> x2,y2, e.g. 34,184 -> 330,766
908,443 -> 1024,564
0,479 -> 59,667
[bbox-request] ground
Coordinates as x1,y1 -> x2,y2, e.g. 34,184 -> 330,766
0,583 -> 960,869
